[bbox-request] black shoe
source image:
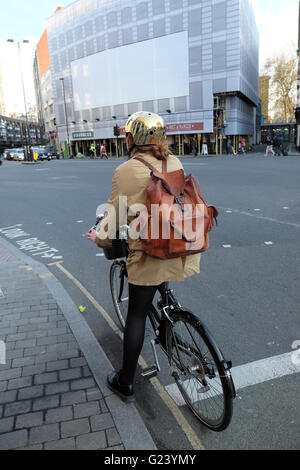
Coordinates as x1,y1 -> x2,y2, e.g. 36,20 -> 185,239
107,371 -> 134,403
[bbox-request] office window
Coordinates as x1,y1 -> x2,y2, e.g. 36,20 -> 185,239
102,106 -> 111,119
142,100 -> 154,112
107,11 -> 118,28
153,19 -> 165,37
189,46 -> 202,75
96,35 -> 105,52
152,0 -> 165,16
137,23 -> 149,41
189,0 -> 199,5
66,30 -> 73,44
136,2 -> 149,20
189,8 -> 202,36
76,43 -> 84,59
59,33 -> 65,49
158,98 -> 169,113
68,47 -> 75,63
108,31 -> 119,48
114,104 -> 125,117
84,20 -> 93,37
174,96 -> 187,112
170,15 -> 183,33
170,0 -> 183,10
86,39 -> 95,56
212,41 -> 226,70
95,16 -> 105,32
122,28 -> 133,45
74,25 -> 83,41
121,7 -> 132,24
212,2 -> 226,32
128,102 -> 140,115
190,81 -> 203,110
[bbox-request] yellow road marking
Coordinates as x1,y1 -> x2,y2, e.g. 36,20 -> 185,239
52,262 -> 205,451
39,273 -> 53,279
48,261 -> 64,267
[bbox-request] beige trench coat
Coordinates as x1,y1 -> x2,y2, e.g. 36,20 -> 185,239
95,152 -> 201,286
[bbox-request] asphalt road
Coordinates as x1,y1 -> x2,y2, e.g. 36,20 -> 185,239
0,154 -> 299,450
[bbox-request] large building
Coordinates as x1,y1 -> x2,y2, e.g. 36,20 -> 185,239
46,0 -> 259,156
34,25 -> 59,149
0,68 -> 6,116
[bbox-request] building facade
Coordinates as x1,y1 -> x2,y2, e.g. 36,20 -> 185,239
259,75 -> 270,124
0,68 -> 6,117
46,0 -> 259,156
33,27 -> 59,150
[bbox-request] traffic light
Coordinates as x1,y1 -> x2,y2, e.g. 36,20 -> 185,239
114,125 -> 120,137
53,118 -> 56,126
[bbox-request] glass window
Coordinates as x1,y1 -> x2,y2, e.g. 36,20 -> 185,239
107,11 -> 118,28
128,102 -> 140,115
122,28 -> 133,45
212,2 -> 226,32
188,8 -> 202,36
153,19 -> 165,37
86,39 -> 95,56
121,7 -> 132,24
76,43 -> 84,59
68,47 -> 75,63
174,96 -> 187,112
108,31 -> 119,48
152,0 -> 165,15
114,104 -> 125,117
170,15 -> 183,33
189,0 -> 199,5
84,20 -> 93,37
142,100 -> 154,112
189,46 -> 202,75
190,81 -> 203,110
96,35 -> 105,52
66,30 -> 73,44
170,0 -> 183,10
59,34 -> 65,49
95,16 -> 105,32
74,25 -> 83,41
158,98 -> 169,113
137,23 -> 149,41
136,2 -> 149,20
212,41 -> 226,70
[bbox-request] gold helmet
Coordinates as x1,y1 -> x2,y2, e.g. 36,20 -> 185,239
125,111 -> 167,146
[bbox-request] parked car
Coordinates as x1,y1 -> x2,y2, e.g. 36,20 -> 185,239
31,147 -> 51,161
3,149 -> 15,161
13,149 -> 25,161
44,146 -> 59,159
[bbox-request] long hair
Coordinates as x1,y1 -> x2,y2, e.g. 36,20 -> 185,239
131,141 -> 171,160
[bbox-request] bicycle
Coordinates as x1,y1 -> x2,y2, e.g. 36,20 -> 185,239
93,215 -> 236,432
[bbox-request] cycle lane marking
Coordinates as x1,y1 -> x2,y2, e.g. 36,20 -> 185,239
50,261 -> 205,451
219,207 -> 300,229
165,351 -> 300,406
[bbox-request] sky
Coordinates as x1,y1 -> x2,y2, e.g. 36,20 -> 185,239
0,0 -> 299,115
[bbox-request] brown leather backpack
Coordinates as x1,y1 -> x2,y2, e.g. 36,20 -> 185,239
134,156 -> 218,260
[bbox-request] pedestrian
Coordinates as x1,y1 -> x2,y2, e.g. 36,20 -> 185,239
265,137 -> 275,156
101,144 -> 108,159
87,111 -> 202,401
89,144 -> 95,159
96,144 -> 101,159
241,137 -> 246,154
226,138 -> 233,155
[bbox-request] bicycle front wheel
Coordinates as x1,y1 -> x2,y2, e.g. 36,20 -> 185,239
110,260 -> 129,330
166,310 -> 234,432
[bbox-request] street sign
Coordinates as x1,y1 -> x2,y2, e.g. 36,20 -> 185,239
72,131 -> 94,140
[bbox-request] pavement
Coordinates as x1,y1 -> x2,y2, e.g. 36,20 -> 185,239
0,236 -> 156,450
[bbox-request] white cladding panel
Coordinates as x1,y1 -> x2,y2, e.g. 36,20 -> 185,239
71,31 -> 189,111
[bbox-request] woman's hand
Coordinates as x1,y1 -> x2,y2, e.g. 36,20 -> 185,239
86,229 -> 97,244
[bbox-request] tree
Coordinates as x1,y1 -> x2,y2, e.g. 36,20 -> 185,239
264,53 -> 297,123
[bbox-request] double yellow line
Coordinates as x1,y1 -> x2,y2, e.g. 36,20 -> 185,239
49,261 -> 205,451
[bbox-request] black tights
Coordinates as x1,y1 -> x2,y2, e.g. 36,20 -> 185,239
119,283 -> 162,386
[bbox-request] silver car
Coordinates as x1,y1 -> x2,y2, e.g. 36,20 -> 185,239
13,149 -> 25,161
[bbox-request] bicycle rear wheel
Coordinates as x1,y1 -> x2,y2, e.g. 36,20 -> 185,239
110,260 -> 128,330
166,310 -> 235,432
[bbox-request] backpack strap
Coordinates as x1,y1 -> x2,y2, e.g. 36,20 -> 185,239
134,156 -> 167,174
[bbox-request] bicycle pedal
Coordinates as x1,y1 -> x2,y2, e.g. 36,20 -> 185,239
141,365 -> 158,378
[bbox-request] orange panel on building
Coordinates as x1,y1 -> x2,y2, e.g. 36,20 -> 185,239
36,30 -> 50,78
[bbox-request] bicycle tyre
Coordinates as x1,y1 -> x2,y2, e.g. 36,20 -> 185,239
166,309 -> 234,432
110,260 -> 128,330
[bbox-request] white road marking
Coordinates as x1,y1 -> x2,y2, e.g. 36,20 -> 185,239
222,245 -> 232,248
77,220 -> 84,223
96,253 -> 104,257
165,351 -> 300,406
225,210 -> 232,213
218,207 -> 300,229
254,209 -> 261,212
264,241 -> 273,245
283,207 -> 289,210
46,223 -> 53,225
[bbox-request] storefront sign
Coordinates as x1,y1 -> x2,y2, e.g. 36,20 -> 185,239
166,123 -> 204,133
72,131 -> 94,140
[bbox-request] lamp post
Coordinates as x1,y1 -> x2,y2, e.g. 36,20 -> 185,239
7,39 -> 31,160
59,78 -> 71,157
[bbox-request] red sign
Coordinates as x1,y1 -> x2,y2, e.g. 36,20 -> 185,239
51,132 -> 57,137
166,122 -> 204,133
